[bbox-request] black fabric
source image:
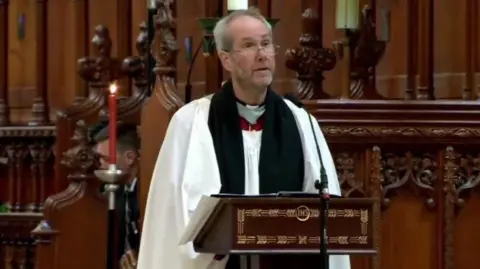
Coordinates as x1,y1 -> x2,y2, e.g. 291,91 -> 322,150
116,183 -> 141,259
208,81 -> 304,194
208,81 -> 305,269
208,82 -> 305,269
207,80 -> 305,195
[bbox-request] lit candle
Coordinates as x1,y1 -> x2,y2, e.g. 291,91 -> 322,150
108,83 -> 118,165
227,0 -> 248,11
335,0 -> 359,30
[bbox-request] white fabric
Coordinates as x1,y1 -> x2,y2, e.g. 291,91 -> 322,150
136,97 -> 350,269
125,177 -> 137,192
242,130 -> 262,195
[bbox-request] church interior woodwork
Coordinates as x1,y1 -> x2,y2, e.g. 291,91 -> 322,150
0,0 -> 479,269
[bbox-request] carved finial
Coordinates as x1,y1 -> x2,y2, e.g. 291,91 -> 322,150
285,8 -> 336,99
153,0 -> 178,75
299,8 -> 320,47
285,47 -> 336,75
136,22 -> 149,57
91,25 -> 112,57
346,4 -> 386,99
77,25 -> 124,88
123,22 -> 148,86
61,120 -> 100,176
147,0 -> 183,109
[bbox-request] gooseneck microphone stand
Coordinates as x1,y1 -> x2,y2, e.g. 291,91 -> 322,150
184,40 -> 203,103
185,7 -> 222,104
285,93 -> 330,269
308,112 -> 330,269
314,172 -> 330,269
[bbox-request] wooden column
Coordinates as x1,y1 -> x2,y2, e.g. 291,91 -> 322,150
31,0 -> 49,125
0,0 -> 9,125
464,0 -> 478,99
73,0 -> 89,103
117,0 -> 132,96
416,0 -> 434,100
405,0 -> 418,100
250,0 -> 271,15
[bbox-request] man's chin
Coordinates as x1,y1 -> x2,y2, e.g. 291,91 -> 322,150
252,77 -> 272,88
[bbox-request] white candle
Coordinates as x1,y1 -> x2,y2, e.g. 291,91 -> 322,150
227,0 -> 248,11
148,0 -> 156,9
380,9 -> 391,41
336,0 -> 359,30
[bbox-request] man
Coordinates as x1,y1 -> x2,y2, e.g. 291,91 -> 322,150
91,121 -> 141,268
137,8 -> 350,269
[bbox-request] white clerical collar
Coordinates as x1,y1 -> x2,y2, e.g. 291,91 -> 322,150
125,177 -> 137,192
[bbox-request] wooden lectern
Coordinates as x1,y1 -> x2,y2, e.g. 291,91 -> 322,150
193,196 -> 379,269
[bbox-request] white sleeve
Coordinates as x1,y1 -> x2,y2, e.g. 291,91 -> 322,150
137,101 -> 221,269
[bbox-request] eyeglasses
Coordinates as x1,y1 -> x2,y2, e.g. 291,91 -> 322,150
226,43 -> 280,56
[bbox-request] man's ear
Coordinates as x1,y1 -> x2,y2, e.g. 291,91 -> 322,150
123,150 -> 137,166
218,51 -> 232,72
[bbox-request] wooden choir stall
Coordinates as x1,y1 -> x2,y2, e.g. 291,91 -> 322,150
0,0 -> 480,269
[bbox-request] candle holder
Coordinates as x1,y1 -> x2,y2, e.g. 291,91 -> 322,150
94,164 -> 129,269
333,5 -> 387,99
197,17 -> 279,56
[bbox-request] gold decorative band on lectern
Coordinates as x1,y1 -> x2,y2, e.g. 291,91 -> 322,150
193,197 -> 379,256
235,204 -> 371,249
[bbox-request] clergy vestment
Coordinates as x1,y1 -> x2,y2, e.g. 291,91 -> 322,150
137,82 -> 351,269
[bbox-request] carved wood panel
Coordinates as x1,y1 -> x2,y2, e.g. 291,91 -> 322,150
0,126 -> 55,269
0,127 -> 55,213
317,98 -> 480,269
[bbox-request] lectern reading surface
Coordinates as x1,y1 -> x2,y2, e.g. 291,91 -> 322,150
183,194 -> 379,269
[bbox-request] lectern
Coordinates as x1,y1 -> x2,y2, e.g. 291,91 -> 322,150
192,196 -> 379,269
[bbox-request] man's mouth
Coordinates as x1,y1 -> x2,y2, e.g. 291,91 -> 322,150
254,67 -> 269,72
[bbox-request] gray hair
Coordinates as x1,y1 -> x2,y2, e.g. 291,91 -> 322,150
213,8 -> 272,52
93,122 -> 140,152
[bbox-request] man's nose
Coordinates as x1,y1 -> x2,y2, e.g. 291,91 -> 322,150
256,50 -> 268,61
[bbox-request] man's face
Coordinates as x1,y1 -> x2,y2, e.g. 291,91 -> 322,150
93,140 -> 136,171
219,16 -> 275,91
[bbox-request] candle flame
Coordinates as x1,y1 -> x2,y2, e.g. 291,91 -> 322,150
109,83 -> 118,94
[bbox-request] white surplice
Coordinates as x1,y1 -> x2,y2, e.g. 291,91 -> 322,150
136,97 -> 351,269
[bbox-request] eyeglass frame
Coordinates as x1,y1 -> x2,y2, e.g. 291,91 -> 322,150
223,42 -> 280,56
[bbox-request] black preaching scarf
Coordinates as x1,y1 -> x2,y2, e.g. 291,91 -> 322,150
208,81 -> 305,194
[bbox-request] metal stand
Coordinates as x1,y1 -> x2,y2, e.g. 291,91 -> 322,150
314,178 -> 330,269
240,255 -> 260,269
95,164 -> 128,269
185,40 -> 203,103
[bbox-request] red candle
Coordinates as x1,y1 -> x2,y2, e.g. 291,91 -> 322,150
108,83 -> 118,165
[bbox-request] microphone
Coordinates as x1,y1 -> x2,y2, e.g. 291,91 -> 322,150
284,92 -> 330,269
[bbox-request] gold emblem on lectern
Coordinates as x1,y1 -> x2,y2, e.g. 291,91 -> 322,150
295,205 -> 311,221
